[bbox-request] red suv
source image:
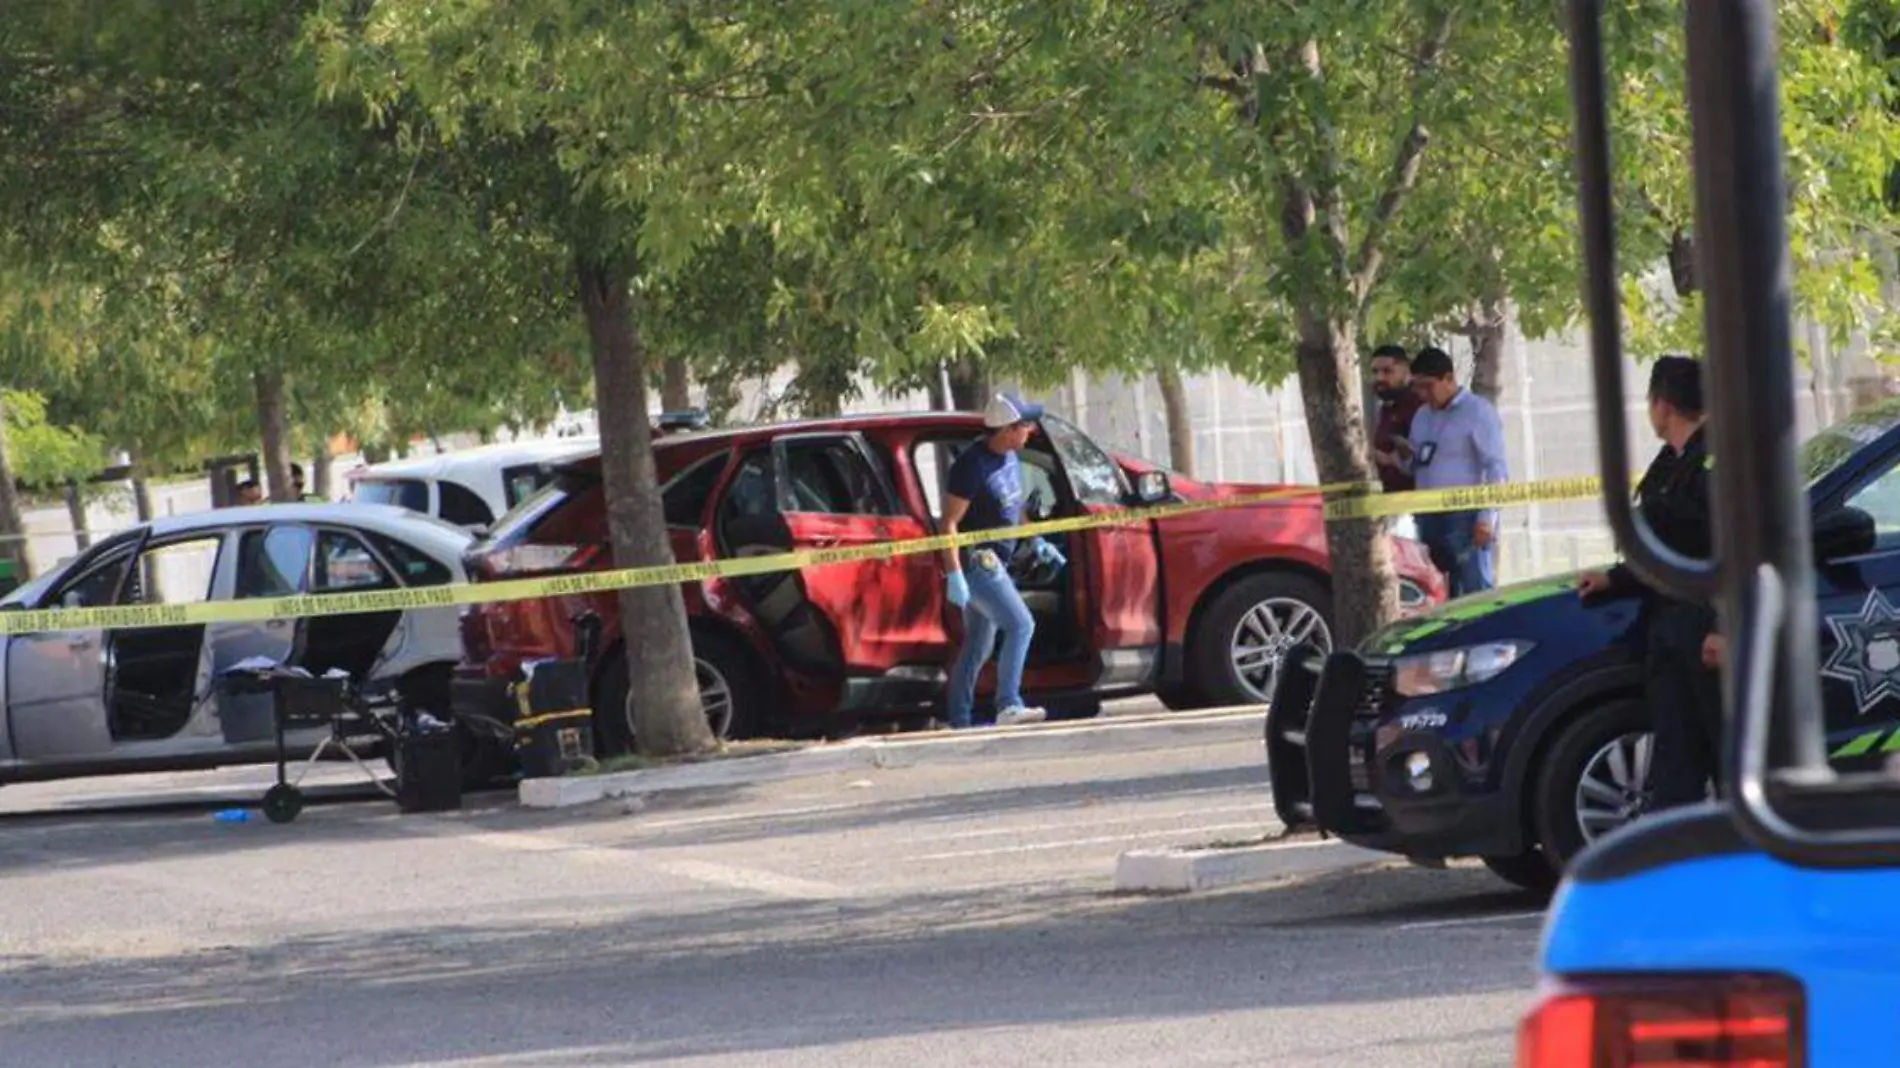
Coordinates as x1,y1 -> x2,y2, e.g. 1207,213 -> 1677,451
451,412 -> 1447,744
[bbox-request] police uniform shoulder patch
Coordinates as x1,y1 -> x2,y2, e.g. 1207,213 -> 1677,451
1821,588 -> 1900,716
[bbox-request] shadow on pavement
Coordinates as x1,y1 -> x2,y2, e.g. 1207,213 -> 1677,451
0,877 -> 1531,1068
514,762 -> 1274,847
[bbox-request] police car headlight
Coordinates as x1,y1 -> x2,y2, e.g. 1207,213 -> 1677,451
1392,641 -> 1533,697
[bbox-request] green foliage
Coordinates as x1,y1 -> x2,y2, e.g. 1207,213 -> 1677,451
2,391 -> 106,489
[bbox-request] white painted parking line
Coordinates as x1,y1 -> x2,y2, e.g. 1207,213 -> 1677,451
406,822 -> 855,900
910,821 -> 1271,862
1396,910 -> 1547,932
651,858 -> 854,901
634,800 -> 873,832
926,801 -> 1275,842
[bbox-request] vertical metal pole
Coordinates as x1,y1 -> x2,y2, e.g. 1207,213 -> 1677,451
1510,310 -> 1545,578
1684,0 -> 1824,773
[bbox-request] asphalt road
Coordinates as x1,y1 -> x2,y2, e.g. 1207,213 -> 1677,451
0,730 -> 1545,1067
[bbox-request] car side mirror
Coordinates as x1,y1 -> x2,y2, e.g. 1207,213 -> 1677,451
1135,470 -> 1171,505
1814,505 -> 1876,563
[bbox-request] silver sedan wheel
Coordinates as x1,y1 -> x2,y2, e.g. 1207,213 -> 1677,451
1575,731 -> 1654,841
1230,598 -> 1333,703
698,657 -> 736,739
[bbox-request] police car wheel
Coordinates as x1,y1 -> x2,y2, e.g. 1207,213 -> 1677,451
1194,572 -> 1334,707
1532,697 -> 1649,871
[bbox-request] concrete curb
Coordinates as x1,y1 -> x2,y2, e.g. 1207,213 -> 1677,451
518,705 -> 1265,809
1114,838 -> 1390,894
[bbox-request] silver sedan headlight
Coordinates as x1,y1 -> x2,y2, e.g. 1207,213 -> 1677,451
1392,641 -> 1534,697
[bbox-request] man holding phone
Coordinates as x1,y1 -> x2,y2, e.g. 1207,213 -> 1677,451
1406,346 -> 1509,596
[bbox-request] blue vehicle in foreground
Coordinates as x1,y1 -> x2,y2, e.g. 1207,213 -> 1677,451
1267,398 -> 1900,890
1515,3 -> 1900,1065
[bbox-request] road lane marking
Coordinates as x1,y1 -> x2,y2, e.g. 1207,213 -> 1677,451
926,801 -> 1275,841
406,823 -> 855,901
1396,911 -> 1547,932
650,858 -> 854,901
909,821 -> 1271,861
634,801 -> 872,831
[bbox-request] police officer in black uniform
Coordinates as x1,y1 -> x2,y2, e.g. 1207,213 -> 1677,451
1578,356 -> 1720,810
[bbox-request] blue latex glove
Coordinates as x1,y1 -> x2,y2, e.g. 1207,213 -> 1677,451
1033,538 -> 1067,569
947,571 -> 970,608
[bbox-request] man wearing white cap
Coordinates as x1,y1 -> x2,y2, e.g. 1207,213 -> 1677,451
940,392 -> 1067,728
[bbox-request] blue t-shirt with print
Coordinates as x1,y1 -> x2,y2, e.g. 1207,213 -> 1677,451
947,442 -> 1023,558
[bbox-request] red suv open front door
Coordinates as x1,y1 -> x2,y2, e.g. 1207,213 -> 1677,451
1040,415 -> 1164,687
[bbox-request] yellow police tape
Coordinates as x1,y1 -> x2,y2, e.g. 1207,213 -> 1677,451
0,473 -> 1609,636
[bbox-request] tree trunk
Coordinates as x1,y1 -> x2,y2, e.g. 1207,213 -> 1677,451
311,441 -> 334,501
1469,298 -> 1507,406
947,355 -> 991,412
1668,228 -> 1697,297
793,353 -> 851,418
64,481 -> 91,552
577,254 -> 715,758
1156,364 -> 1196,477
127,445 -> 154,523
253,369 -> 296,502
661,355 -> 693,411
929,362 -> 952,411
0,411 -> 32,580
1293,316 -> 1398,648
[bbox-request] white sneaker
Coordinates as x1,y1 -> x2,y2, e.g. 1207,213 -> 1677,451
994,706 -> 1047,726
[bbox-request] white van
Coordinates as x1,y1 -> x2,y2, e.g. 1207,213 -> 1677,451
346,438 -> 599,530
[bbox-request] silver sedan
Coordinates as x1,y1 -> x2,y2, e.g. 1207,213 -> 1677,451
0,504 -> 475,785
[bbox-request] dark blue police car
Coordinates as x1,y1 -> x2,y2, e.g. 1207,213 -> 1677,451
1267,396 -> 1900,890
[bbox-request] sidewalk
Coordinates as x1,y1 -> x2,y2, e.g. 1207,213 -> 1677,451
519,706 -> 1267,808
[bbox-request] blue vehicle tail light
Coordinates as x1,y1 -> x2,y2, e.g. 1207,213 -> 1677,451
1517,974 -> 1803,1068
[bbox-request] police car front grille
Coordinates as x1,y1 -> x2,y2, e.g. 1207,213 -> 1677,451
1348,663 -> 1390,793
1354,665 -> 1391,721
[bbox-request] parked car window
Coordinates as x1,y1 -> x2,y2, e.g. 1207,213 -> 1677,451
1041,414 -> 1128,508
526,478 -> 605,547
315,531 -> 396,592
237,526 -> 314,598
781,439 -> 897,516
1846,455 -> 1900,548
364,531 -> 453,587
912,439 -> 962,520
55,547 -> 135,609
124,536 -> 222,606
664,453 -> 728,529
501,464 -> 553,509
353,478 -> 431,513
722,451 -> 778,524
438,481 -> 495,527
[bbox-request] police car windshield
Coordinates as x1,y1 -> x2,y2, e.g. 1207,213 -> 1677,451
1802,396 -> 1900,486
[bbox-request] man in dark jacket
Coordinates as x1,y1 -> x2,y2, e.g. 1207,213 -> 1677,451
1369,344 -> 1423,495
1578,355 -> 1719,810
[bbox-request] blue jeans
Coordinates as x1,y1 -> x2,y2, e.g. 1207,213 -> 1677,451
947,550 -> 1035,728
1417,510 -> 1497,598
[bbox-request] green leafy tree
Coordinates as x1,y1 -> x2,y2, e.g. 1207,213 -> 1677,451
310,1 -> 895,755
